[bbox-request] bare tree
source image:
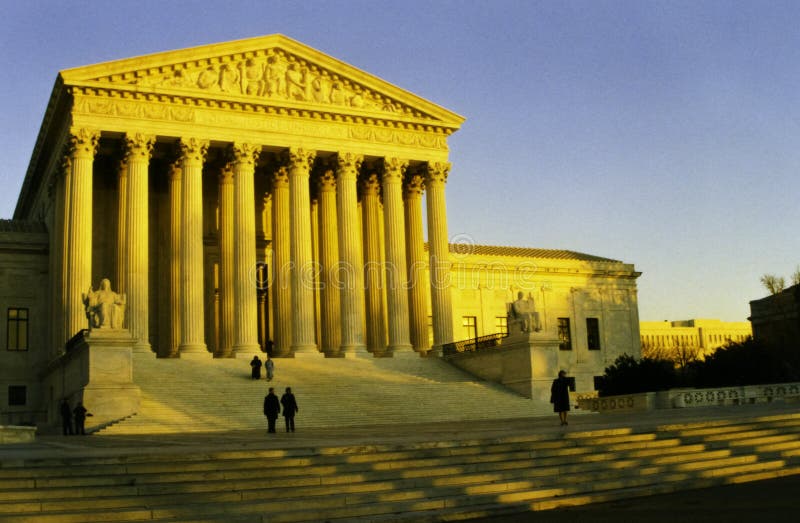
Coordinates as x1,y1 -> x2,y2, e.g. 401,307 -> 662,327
791,266 -> 800,287
761,274 -> 786,295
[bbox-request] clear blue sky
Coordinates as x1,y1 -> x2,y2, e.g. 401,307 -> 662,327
2,0 -> 798,322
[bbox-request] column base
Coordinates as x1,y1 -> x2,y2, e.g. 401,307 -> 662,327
341,346 -> 372,358
179,350 -> 213,360
293,351 -> 324,359
233,344 -> 262,358
132,342 -> 152,354
291,344 -> 318,354
388,343 -> 413,353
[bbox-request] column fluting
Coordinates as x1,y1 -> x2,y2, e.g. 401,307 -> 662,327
167,162 -> 182,357
232,142 -> 262,355
425,162 -> 455,349
403,173 -> 429,353
317,168 -> 342,355
124,133 -> 155,352
115,159 -> 128,296
361,171 -> 386,353
178,137 -> 209,354
271,167 -> 292,357
382,158 -> 412,353
217,164 -> 235,357
65,128 -> 99,339
335,153 -> 366,354
287,148 -> 318,353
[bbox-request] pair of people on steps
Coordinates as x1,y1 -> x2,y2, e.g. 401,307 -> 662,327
264,387 -> 298,433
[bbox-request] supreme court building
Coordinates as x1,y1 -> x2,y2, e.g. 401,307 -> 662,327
1,36 -> 642,422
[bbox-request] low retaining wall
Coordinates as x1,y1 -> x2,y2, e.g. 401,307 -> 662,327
578,381 -> 800,413
0,425 -> 36,444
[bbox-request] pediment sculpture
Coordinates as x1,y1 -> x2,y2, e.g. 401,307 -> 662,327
114,49 -> 417,117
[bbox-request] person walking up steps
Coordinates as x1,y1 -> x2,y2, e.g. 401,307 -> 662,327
263,387 -> 280,433
280,387 -> 299,432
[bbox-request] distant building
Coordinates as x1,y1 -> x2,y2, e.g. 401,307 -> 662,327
749,284 -> 800,349
639,319 -> 752,361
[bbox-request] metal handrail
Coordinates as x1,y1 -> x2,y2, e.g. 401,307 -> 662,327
442,332 -> 507,356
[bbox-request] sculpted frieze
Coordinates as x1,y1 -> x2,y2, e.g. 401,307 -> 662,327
101,49 -> 426,119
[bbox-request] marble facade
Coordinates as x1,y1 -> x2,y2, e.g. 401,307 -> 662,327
1,36 -> 644,424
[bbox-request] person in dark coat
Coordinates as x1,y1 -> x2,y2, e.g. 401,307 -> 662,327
250,355 -> 262,379
550,370 -> 571,426
263,387 -> 280,433
73,402 -> 89,435
280,387 -> 299,433
59,399 -> 73,435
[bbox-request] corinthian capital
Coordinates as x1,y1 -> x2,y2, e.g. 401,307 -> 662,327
271,166 -> 290,189
68,128 -> 100,159
404,173 -> 425,199
124,133 -> 155,162
383,157 -> 408,183
425,161 -> 450,186
231,142 -> 262,168
317,169 -> 337,193
178,137 -> 209,164
285,147 -> 316,172
360,172 -> 381,198
335,152 -> 364,180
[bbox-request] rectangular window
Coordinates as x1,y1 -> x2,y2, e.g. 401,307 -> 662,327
558,318 -> 572,351
593,376 -> 605,391
7,308 -> 29,351
586,317 -> 601,350
495,316 -> 508,336
462,316 -> 477,340
8,386 -> 26,406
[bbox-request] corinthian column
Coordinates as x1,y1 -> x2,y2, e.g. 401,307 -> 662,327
361,171 -> 386,353
167,162 -> 181,357
335,153 -> 366,354
426,162 -> 454,350
287,148 -> 318,354
317,168 -> 341,356
217,165 -> 235,357
65,128 -> 99,339
124,133 -> 155,352
382,158 -> 412,353
232,142 -> 262,356
404,173 -> 429,353
53,159 -> 70,350
115,159 -> 128,296
178,137 -> 209,355
271,167 -> 291,357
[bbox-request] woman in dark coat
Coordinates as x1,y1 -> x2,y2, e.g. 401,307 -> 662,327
550,370 -> 571,426
250,355 -> 262,379
280,387 -> 299,433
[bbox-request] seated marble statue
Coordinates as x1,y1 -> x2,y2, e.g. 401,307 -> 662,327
508,291 -> 541,334
82,278 -> 126,330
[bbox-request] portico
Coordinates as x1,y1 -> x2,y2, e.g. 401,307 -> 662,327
20,35 -> 464,359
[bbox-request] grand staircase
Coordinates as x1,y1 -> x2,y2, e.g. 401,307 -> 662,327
0,411 -> 799,522
97,352 -> 551,434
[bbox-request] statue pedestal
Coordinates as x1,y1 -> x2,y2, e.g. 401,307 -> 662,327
499,332 -> 560,402
43,329 -> 141,431
444,331 -> 560,401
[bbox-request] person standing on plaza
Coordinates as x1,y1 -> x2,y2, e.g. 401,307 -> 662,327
550,370 -> 571,426
263,387 -> 280,433
73,401 -> 89,435
265,356 -> 275,381
59,398 -> 73,435
250,355 -> 262,380
280,387 -> 299,432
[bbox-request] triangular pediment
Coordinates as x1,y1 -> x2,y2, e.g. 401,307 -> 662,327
59,34 -> 464,129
